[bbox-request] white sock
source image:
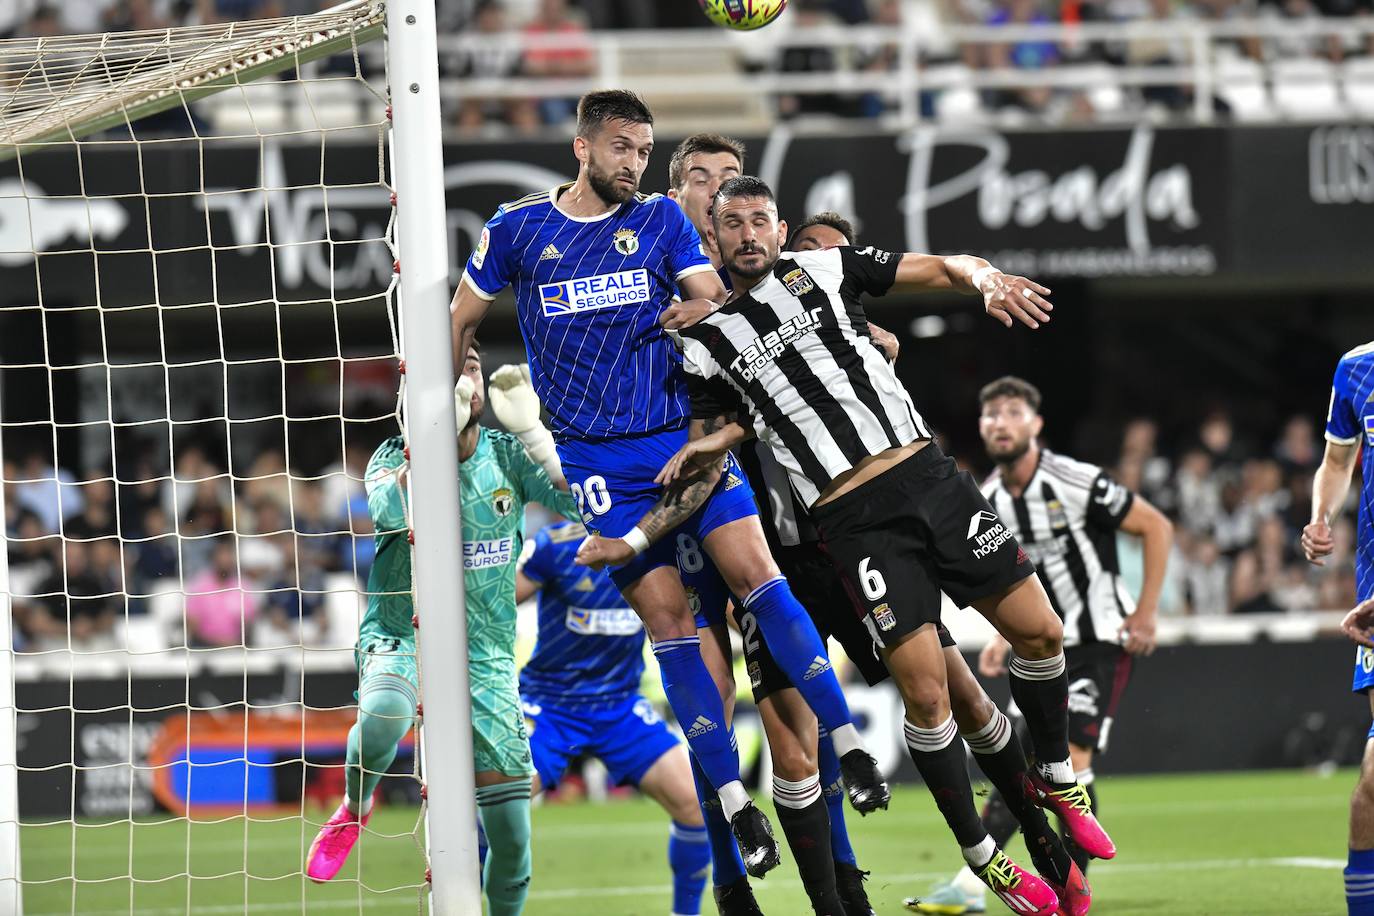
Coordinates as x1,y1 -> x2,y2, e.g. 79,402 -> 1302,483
717,779 -> 750,821
960,834 -> 996,869
344,793 -> 372,817
952,864 -> 985,896
1038,759 -> 1075,785
828,722 -> 864,758
1076,766 -> 1095,785
772,773 -> 823,810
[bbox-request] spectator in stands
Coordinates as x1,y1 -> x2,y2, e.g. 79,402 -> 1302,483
13,450 -> 83,535
261,536 -> 328,647
451,1 -> 539,134
242,449 -> 291,516
1182,530 -> 1231,613
65,470 -> 118,542
132,506 -> 179,595
184,536 -> 260,647
777,0 -> 855,119
521,0 -> 595,126
1125,0 -> 1196,111
984,0 -> 1063,114
0,0 -> 36,40
1175,448 -> 1222,534
1275,414 -> 1320,474
15,540 -> 119,651
319,441 -> 370,524
338,492 -> 375,582
856,0 -> 904,117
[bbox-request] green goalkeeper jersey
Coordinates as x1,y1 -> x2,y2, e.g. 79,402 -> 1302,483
360,429 -> 578,662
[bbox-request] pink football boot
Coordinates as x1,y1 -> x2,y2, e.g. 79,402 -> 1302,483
1027,772 -> 1117,861
975,848 -> 1060,916
306,802 -> 370,883
1048,861 -> 1092,916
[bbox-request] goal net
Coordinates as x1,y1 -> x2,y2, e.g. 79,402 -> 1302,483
0,2 -> 472,911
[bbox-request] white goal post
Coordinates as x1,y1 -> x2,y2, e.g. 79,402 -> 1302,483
0,1 -> 480,913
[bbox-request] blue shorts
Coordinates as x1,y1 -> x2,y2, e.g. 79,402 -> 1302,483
680,548 -> 733,630
521,693 -> 681,790
559,427 -> 759,590
1354,645 -> 1374,694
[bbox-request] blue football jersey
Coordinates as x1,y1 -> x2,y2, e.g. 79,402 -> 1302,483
462,184 -> 715,442
1326,340 -> 1374,602
517,521 -> 646,707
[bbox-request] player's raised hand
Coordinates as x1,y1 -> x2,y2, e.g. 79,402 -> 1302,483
575,534 -> 635,570
868,322 -> 900,362
1119,609 -> 1158,656
453,375 -> 475,431
979,271 -> 1053,329
659,298 -> 718,330
488,363 -> 541,433
1341,597 -> 1374,649
978,636 -> 1012,678
1301,519 -> 1335,566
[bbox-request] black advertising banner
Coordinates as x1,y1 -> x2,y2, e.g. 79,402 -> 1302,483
1,123 -> 1371,313
1230,124 -> 1374,278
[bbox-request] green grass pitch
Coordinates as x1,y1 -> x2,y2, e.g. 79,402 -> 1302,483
19,769 -> 1351,914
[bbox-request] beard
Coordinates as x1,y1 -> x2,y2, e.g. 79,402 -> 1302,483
986,435 -> 1031,465
587,157 -> 637,205
725,244 -> 776,280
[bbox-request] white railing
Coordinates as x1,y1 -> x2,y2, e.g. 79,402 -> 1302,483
395,17 -> 1374,129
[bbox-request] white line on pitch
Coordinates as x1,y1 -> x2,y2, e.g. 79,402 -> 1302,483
21,857 -> 1346,914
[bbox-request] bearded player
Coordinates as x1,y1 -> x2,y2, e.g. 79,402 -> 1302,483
448,91 -> 887,879
306,351 -> 576,916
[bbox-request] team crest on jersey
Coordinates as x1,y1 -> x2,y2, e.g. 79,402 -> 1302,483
872,603 -> 896,632
1047,498 -> 1068,530
573,575 -> 596,592
473,226 -> 490,269
1366,414 -> 1374,447
748,661 -> 763,689
492,487 -> 514,517
685,585 -> 701,617
782,267 -> 815,297
613,228 -> 639,256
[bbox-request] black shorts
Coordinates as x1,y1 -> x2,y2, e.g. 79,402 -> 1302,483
732,543 -> 957,703
1065,642 -> 1134,753
810,442 -> 1035,648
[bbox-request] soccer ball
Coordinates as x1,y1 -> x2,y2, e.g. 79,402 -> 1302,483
698,0 -> 788,30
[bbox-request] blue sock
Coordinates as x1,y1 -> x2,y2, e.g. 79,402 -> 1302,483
669,820 -> 711,914
1348,848 -> 1374,914
477,817 -> 489,878
653,636 -> 740,790
818,729 -> 857,867
743,578 -> 853,734
690,751 -> 746,887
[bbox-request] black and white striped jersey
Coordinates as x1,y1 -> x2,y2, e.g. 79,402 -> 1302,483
980,449 -> 1136,647
678,246 -> 931,508
736,439 -> 818,550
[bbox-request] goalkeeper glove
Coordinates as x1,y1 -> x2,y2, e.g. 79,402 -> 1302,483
488,363 -> 561,479
454,375 -> 475,432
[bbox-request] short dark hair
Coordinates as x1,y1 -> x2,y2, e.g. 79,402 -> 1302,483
576,90 -> 653,139
712,175 -> 775,221
790,211 -> 855,247
979,376 -> 1042,412
667,134 -> 746,191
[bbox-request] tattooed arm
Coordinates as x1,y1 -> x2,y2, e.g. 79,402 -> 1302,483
574,413 -> 748,570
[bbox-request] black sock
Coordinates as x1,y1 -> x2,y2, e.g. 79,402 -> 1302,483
904,715 -> 989,853
1060,773 -> 1098,874
773,774 -> 845,914
1009,653 -> 1071,778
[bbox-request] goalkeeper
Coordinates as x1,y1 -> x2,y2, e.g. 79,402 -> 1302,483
307,344 -> 577,916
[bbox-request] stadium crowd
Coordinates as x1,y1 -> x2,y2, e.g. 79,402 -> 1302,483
4,0 -> 1372,130
0,402 -> 1358,652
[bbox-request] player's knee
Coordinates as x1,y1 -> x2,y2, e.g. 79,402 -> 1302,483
769,742 -> 817,783
1014,614 -> 1063,659
950,689 -> 996,735
899,678 -> 949,728
1354,773 -> 1374,819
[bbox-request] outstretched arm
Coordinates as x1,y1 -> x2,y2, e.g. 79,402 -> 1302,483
891,253 -> 1053,330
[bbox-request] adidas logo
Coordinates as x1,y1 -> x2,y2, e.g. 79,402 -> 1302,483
539,243 -> 561,261
685,714 -> 718,738
803,655 -> 831,680
723,473 -> 743,490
